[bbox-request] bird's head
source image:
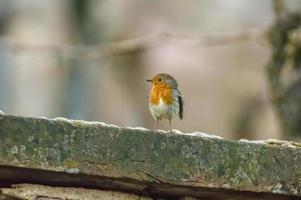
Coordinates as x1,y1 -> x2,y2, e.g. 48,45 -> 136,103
147,73 -> 178,88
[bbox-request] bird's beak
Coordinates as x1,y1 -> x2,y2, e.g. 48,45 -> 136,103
146,79 -> 152,83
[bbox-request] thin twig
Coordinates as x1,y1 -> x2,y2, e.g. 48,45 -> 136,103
0,28 -> 268,60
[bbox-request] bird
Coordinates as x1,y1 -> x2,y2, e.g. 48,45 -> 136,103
147,73 -> 183,132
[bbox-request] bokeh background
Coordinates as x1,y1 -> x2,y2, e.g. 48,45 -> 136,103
0,0 -> 300,139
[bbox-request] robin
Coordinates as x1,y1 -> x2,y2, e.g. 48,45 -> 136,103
147,73 -> 183,132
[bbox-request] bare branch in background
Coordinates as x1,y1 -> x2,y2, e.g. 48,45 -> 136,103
0,28 -> 269,60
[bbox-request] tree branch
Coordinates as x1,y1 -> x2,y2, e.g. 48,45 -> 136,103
272,0 -> 287,20
0,28 -> 268,60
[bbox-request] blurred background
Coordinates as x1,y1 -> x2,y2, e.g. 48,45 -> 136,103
0,0 -> 301,140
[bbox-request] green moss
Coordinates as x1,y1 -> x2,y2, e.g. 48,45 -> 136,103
0,115 -> 301,196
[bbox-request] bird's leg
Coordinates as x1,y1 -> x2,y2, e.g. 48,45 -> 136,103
153,119 -> 158,130
168,118 -> 173,133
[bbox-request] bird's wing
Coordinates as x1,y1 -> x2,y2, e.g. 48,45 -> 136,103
176,89 -> 183,120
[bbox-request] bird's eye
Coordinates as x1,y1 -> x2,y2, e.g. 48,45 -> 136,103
158,78 -> 162,82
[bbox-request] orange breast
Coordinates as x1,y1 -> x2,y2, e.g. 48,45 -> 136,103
150,85 -> 173,105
